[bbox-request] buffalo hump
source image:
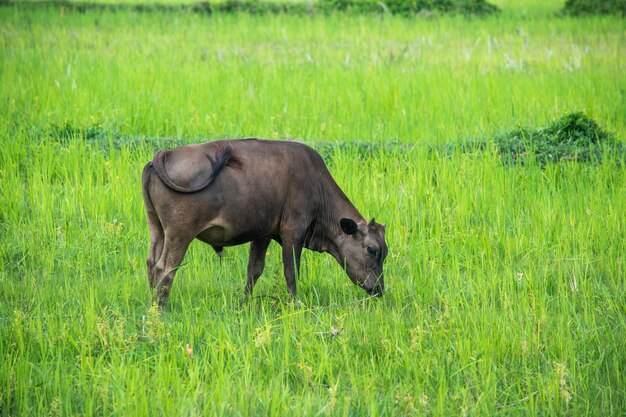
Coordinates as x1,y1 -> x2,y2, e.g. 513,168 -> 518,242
151,143 -> 235,193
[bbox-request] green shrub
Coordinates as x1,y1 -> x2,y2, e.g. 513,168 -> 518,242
211,0 -> 313,15
561,0 -> 625,16
3,0 -> 499,16
494,112 -> 623,165
317,0 -> 499,16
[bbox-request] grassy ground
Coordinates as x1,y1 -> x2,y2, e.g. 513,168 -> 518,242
1,1 -> 625,416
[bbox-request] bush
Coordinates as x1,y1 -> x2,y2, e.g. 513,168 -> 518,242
494,112 -> 623,165
561,0 -> 625,16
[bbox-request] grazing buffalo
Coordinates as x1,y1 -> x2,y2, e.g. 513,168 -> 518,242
141,139 -> 387,307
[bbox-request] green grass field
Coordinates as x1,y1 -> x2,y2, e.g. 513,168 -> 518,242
1,1 -> 625,415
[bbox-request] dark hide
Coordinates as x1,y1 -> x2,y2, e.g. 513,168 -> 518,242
142,139 -> 387,307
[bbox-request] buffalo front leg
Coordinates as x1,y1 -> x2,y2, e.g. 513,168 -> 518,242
153,235 -> 193,308
281,235 -> 304,298
245,238 -> 272,297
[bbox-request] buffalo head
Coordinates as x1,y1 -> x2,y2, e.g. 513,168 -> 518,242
338,218 -> 388,296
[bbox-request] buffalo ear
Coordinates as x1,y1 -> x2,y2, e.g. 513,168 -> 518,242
340,218 -> 359,236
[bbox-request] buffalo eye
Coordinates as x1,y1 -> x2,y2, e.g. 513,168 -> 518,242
367,246 -> 377,256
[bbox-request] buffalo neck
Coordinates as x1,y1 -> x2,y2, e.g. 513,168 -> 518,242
304,174 -> 364,262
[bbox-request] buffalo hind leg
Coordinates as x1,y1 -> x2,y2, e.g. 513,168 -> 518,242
244,238 -> 272,297
146,220 -> 164,290
153,234 -> 193,308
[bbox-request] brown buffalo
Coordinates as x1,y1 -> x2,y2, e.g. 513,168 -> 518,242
141,139 -> 387,306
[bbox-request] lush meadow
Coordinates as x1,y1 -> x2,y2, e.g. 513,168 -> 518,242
1,1 -> 625,415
